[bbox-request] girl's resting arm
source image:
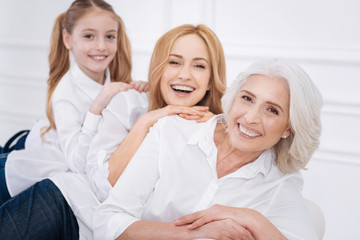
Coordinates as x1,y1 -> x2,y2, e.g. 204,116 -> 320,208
86,90 -> 148,202
53,98 -> 101,174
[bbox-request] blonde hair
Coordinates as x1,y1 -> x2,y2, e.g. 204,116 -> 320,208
147,24 -> 226,114
43,0 -> 132,135
222,60 -> 323,173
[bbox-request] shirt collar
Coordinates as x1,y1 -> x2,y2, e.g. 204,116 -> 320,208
70,61 -> 110,100
187,114 -> 222,147
187,114 -> 275,179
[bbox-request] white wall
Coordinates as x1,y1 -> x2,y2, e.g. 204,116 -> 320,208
1,0 -> 359,239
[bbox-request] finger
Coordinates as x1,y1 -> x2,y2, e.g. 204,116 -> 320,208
173,212 -> 201,226
178,114 -> 202,120
168,107 -> 205,117
190,106 -> 209,112
188,216 -> 213,230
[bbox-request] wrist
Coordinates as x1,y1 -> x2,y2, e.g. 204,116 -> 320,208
89,103 -> 102,115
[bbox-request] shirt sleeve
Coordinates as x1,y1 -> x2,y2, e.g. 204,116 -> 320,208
86,90 -> 148,202
53,98 -> 102,174
263,172 -> 319,240
93,121 -> 161,240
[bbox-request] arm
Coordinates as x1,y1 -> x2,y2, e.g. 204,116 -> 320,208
53,82 -> 133,173
174,204 -> 285,240
174,173 -> 318,240
119,218 -> 255,240
86,90 -> 148,201
107,105 -> 209,186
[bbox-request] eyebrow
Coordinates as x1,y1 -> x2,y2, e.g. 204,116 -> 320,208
169,54 -> 209,63
241,90 -> 285,113
81,28 -> 117,33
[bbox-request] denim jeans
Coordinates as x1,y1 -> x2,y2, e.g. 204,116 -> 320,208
0,153 -> 10,205
0,179 -> 79,240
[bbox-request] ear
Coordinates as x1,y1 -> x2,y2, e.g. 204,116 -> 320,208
62,29 -> 72,50
281,126 -> 292,139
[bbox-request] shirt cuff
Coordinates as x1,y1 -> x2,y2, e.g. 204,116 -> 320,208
83,111 -> 102,132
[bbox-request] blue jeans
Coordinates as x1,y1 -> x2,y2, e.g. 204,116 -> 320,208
0,153 -> 10,205
0,179 -> 79,240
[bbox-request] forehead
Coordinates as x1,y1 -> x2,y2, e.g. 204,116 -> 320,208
242,74 -> 290,106
170,34 -> 209,59
74,8 -> 117,30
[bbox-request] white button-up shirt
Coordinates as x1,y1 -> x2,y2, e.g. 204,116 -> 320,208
5,61 -> 104,196
93,115 -> 318,240
50,89 -> 148,239
86,89 -> 149,201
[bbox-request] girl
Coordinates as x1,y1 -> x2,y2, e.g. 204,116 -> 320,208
0,0 -> 147,205
0,24 -> 227,239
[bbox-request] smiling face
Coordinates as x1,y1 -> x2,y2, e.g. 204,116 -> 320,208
159,34 -> 211,106
63,8 -> 118,84
227,74 -> 292,155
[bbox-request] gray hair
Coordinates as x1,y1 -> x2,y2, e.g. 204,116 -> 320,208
222,60 -> 323,173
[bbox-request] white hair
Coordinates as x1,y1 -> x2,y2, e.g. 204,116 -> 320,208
222,60 -> 323,173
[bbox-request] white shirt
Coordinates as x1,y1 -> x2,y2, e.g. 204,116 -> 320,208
50,90 -> 148,240
5,62 -> 104,196
93,115 -> 318,240
86,89 -> 149,201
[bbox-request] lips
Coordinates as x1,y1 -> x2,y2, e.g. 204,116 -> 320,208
238,123 -> 261,137
171,84 -> 195,93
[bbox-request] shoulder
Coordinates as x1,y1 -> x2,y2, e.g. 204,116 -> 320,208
52,71 -> 75,101
105,89 -> 149,123
107,89 -> 148,111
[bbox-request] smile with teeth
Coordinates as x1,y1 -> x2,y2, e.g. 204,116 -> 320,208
92,56 -> 106,60
239,124 -> 261,137
171,84 -> 195,93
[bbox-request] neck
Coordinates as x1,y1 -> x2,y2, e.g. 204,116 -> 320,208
214,123 -> 261,179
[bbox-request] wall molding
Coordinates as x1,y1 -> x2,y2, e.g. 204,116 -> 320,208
323,101 -> 360,117
0,38 -> 48,50
312,148 -> 360,166
223,43 -> 360,64
0,72 -> 46,89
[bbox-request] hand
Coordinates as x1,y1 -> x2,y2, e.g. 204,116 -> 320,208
130,80 -> 149,92
90,82 -> 132,115
140,105 -> 209,129
174,204 -> 251,230
178,107 -> 215,123
188,218 -> 255,240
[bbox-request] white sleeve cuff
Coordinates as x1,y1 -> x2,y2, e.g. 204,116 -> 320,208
83,111 -> 102,132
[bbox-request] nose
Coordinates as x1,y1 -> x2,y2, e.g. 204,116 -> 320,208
244,105 -> 261,124
178,65 -> 191,80
96,38 -> 106,51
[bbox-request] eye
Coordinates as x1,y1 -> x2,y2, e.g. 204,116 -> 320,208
268,107 -> 279,115
106,35 -> 116,40
169,60 -> 180,65
195,64 -> 205,69
242,95 -> 252,102
84,34 -> 93,39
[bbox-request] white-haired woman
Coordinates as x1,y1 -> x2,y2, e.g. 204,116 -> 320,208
93,60 -> 322,240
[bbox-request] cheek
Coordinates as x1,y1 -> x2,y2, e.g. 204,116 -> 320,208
196,72 -> 211,90
109,43 -> 117,54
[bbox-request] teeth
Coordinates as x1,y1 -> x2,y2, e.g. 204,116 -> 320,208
171,85 -> 194,92
93,56 -> 105,60
239,124 -> 261,137
172,85 -> 194,92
